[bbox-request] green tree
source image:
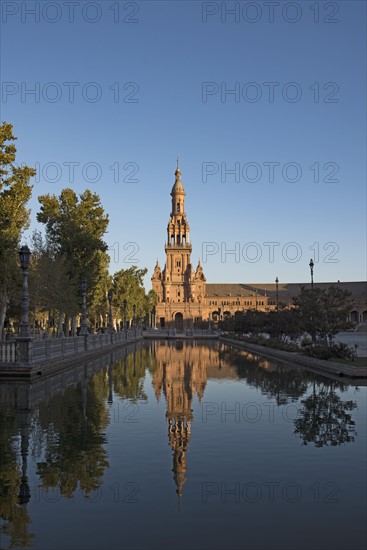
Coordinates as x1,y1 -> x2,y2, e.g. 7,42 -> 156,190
88,251 -> 112,330
0,122 -> 35,337
28,230 -> 79,334
37,188 -> 109,332
294,286 -> 353,344
112,266 -> 148,324
264,309 -> 302,342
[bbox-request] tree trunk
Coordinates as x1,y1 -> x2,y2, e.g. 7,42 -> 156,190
71,315 -> 77,336
57,311 -> 65,337
0,289 -> 9,340
64,314 -> 70,337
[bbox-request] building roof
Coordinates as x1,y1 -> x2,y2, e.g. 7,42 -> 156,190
205,282 -> 367,301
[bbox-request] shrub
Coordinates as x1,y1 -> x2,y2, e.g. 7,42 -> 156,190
301,336 -> 313,347
302,342 -> 357,361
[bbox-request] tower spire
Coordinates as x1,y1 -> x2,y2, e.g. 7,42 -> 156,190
175,157 -> 181,180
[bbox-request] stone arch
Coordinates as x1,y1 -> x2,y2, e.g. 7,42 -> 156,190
174,312 -> 184,332
211,311 -> 220,321
350,310 -> 359,324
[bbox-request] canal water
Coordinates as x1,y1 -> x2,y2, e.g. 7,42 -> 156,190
0,340 -> 366,550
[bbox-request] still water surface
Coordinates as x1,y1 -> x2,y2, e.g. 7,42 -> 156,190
0,340 -> 366,550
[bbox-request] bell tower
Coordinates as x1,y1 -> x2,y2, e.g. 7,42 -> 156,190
152,161 -> 206,330
163,161 -> 193,303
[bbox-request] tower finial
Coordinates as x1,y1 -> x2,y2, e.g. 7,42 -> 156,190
174,157 -> 181,180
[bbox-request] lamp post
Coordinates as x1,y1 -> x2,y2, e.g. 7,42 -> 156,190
133,304 -> 136,336
152,306 -> 156,330
80,279 -> 88,336
123,299 -> 127,340
275,276 -> 279,312
309,259 -> 315,342
19,246 -> 31,338
139,308 -> 143,334
107,288 -> 113,334
309,258 -> 314,291
17,245 -> 33,364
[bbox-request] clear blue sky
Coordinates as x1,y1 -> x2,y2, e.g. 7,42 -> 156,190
1,0 -> 366,286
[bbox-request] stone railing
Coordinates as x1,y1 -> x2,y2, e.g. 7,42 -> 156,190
0,329 -> 141,366
143,328 -> 219,338
0,341 -> 17,363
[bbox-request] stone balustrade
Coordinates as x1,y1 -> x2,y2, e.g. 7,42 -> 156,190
0,330 -> 141,367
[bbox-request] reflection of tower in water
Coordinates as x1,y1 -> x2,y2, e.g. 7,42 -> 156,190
168,418 -> 191,499
151,341 -> 211,501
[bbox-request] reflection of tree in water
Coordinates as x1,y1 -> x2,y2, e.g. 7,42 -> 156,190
222,346 -> 310,404
221,346 -> 358,448
112,347 -> 150,402
0,410 -> 34,549
36,347 -> 151,499
294,381 -> 357,447
36,372 -> 110,499
0,346 -> 151,548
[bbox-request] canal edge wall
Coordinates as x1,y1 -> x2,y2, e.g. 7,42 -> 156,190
220,337 -> 367,382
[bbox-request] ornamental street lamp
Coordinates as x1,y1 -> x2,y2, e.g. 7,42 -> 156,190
139,308 -> 143,333
275,276 -> 279,312
107,288 -> 113,333
133,304 -> 136,336
16,245 -> 34,364
309,258 -> 314,291
309,259 -> 315,342
19,245 -> 31,339
80,279 -> 88,336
